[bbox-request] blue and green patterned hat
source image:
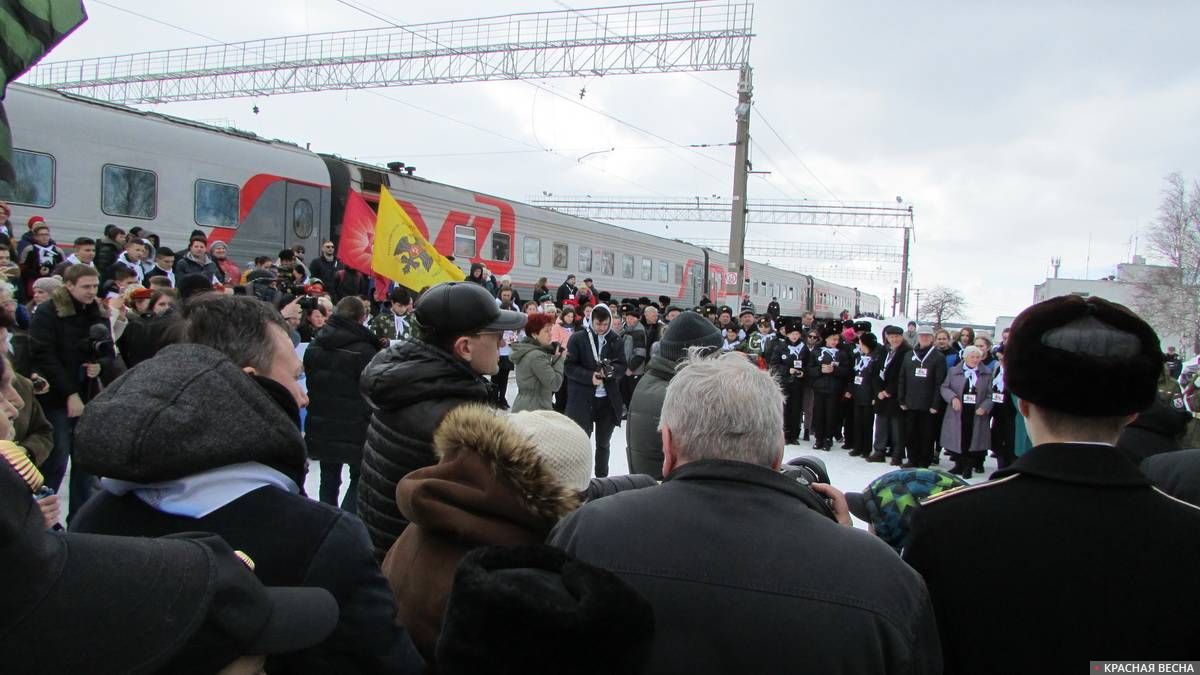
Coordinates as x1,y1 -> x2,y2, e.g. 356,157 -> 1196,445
845,469 -> 969,552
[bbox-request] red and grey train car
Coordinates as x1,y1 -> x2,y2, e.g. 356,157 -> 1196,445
1,83 -> 880,318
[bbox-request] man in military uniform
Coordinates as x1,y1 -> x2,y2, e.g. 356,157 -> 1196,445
903,295 -> 1200,674
370,286 -> 413,342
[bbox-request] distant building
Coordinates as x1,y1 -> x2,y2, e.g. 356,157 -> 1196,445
1033,257 -> 1184,354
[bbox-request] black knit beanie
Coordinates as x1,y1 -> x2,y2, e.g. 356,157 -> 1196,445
659,311 -> 723,362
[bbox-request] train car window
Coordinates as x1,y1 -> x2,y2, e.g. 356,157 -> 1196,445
601,251 -> 615,276
455,226 -> 476,258
0,149 -> 54,207
552,243 -> 568,269
523,236 -> 541,266
292,199 -> 314,239
622,254 -> 635,278
641,257 -> 652,281
657,261 -> 668,283
492,232 -> 511,262
675,263 -> 683,284
101,164 -> 157,219
578,246 -> 593,273
194,180 -> 239,228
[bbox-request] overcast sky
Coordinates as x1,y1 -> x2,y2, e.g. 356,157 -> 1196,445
24,0 -> 1200,323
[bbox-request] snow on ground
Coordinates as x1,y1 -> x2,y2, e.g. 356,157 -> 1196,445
61,380 -> 992,531
302,381 -> 993,517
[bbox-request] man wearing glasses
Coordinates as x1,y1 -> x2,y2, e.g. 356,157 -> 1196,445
309,240 -> 342,287
357,281 -> 527,560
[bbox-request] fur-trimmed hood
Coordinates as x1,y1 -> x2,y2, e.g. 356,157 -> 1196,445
382,404 -> 583,661
402,404 -> 581,526
50,285 -> 107,319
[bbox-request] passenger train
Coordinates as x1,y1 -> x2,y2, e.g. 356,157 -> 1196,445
0,83 -> 881,318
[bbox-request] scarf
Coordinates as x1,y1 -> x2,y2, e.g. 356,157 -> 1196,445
116,252 -> 144,281
855,355 -> 873,373
787,342 -> 804,358
65,254 -> 94,268
993,365 -> 1005,393
34,243 -> 58,266
101,461 -> 298,518
963,366 -> 979,391
820,346 -> 840,363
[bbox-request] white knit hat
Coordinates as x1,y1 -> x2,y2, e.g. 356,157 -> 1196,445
505,410 -> 593,493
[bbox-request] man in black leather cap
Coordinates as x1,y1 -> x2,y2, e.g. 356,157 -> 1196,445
358,281 -> 526,560
904,295 -> 1200,674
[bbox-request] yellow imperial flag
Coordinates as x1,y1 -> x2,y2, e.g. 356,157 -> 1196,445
371,188 -> 464,290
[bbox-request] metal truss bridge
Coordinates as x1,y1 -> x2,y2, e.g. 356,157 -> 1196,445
24,0 -> 754,104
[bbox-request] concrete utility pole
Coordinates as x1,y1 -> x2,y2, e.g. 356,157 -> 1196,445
899,226 -> 911,315
726,64 -> 753,302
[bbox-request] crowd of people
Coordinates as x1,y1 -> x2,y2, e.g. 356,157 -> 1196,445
2,203 -> 1199,673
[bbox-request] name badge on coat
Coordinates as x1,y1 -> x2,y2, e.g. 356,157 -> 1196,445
962,393 -> 977,405
853,376 -> 864,386
914,368 -> 928,378
992,393 -> 1005,404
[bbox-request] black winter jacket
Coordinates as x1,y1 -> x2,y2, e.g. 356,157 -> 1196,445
770,339 -> 808,389
898,345 -> 948,412
851,351 -> 882,406
117,311 -> 177,369
309,255 -> 342,286
29,286 -> 111,410
70,343 -> 422,674
93,236 -> 121,283
304,315 -> 381,465
358,339 -> 493,561
332,268 -> 371,303
564,327 -> 626,427
550,460 -> 941,675
805,343 -> 852,395
875,341 -> 912,416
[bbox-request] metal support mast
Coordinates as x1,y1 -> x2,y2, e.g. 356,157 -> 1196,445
726,64 -> 752,302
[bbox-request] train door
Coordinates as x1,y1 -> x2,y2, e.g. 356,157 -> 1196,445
854,288 -> 862,317
685,262 -> 702,307
804,276 -> 815,312
284,181 -> 322,255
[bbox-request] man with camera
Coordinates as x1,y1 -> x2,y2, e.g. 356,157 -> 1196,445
29,264 -> 114,519
550,351 -> 940,675
565,304 -> 626,477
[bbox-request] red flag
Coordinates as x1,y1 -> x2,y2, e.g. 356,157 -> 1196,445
337,189 -> 392,301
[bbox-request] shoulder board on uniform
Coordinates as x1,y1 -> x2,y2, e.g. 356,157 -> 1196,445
920,473 -> 1021,506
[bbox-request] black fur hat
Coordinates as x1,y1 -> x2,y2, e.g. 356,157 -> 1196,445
435,545 -> 654,675
1005,295 -> 1161,417
859,332 -> 879,351
597,291 -> 612,303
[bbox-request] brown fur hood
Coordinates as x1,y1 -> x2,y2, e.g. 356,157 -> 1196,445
398,404 -> 581,528
50,285 -> 107,319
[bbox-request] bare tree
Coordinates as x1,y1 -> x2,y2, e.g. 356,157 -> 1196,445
918,286 -> 967,327
1131,173 -> 1200,353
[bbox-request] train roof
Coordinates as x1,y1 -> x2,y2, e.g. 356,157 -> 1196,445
9,82 -> 313,155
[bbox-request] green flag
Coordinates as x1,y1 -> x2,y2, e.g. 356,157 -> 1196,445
0,0 -> 88,182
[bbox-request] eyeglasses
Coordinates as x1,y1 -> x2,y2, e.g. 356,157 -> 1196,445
807,335 -> 820,340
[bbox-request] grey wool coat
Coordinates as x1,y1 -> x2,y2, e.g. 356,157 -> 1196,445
510,337 -> 564,413
939,363 -> 993,454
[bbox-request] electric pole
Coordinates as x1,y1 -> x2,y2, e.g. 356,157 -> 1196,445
899,225 -> 911,315
726,64 -> 753,303
912,288 -> 924,323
